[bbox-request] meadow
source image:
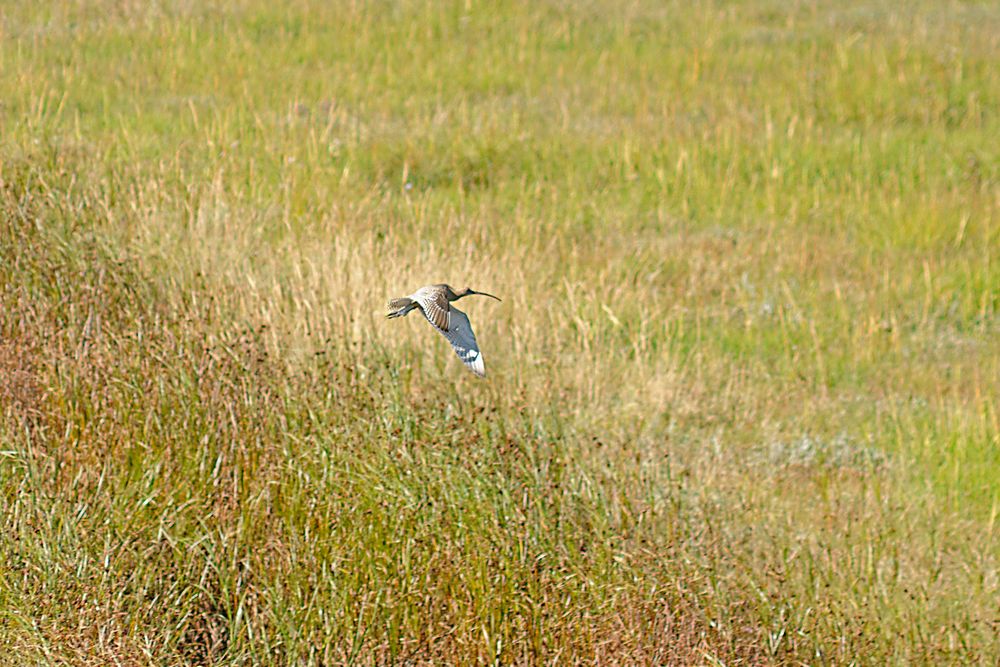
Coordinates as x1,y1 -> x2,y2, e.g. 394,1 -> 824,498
0,0 -> 998,663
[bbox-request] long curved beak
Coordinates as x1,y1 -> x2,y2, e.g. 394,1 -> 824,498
473,290 -> 502,302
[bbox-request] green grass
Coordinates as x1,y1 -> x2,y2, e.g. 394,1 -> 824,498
1,0 -> 998,663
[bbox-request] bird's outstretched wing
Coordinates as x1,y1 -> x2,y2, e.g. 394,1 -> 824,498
436,305 -> 485,377
413,288 -> 451,331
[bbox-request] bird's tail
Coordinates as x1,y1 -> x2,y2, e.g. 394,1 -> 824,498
386,297 -> 415,318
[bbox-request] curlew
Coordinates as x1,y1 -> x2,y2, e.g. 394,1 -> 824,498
386,284 -> 501,377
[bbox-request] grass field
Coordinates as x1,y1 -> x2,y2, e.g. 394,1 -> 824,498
1,0 -> 998,663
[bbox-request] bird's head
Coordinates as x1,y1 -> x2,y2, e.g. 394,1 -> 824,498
462,287 -> 501,302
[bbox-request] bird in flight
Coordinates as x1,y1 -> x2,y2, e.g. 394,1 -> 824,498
386,283 -> 501,377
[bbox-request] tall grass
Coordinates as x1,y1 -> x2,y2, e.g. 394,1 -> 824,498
1,0 -> 998,663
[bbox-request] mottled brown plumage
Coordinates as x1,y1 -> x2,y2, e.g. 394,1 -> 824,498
386,284 -> 501,377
